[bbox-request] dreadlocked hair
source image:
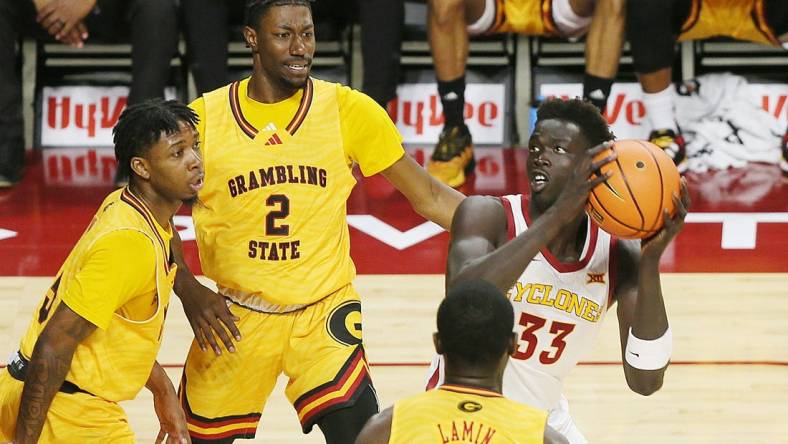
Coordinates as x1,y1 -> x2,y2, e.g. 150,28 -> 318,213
113,98 -> 199,183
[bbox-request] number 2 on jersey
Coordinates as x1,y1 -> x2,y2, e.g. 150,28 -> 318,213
512,312 -> 575,365
265,194 -> 290,235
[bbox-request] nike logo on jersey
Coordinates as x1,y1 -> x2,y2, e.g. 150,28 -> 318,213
628,351 -> 640,357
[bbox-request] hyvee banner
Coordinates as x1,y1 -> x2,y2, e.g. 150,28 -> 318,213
389,83 -> 506,144
43,147 -> 117,186
40,86 -> 176,147
540,82 -> 788,140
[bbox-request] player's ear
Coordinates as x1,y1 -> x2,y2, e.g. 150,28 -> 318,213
130,157 -> 150,180
507,332 -> 517,356
433,332 -> 443,355
243,26 -> 258,50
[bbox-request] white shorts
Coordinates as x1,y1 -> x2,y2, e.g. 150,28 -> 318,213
467,0 -> 593,37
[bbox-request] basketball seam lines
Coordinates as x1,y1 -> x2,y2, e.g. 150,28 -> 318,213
639,140 -> 666,232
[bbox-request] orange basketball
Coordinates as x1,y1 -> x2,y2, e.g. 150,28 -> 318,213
586,139 -> 681,239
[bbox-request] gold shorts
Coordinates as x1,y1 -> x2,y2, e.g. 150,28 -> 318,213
179,284 -> 373,441
678,0 -> 779,46
0,370 -> 134,443
478,0 -> 558,36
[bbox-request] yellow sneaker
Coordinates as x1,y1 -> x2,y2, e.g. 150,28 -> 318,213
649,128 -> 688,173
427,125 -> 475,188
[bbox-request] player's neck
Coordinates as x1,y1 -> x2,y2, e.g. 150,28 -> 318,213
128,183 -> 179,232
443,374 -> 502,393
443,361 -> 503,393
530,200 -> 588,259
248,70 -> 301,103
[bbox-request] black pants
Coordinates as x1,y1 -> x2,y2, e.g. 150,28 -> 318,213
0,0 -> 177,180
181,0 -> 403,107
628,0 -> 788,75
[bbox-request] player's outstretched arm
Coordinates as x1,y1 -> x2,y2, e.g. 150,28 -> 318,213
171,228 -> 240,356
614,181 -> 690,395
380,154 -> 466,231
146,361 -> 191,444
15,304 -> 96,444
353,406 -> 393,444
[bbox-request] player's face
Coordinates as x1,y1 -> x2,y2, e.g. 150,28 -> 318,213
526,119 -> 589,205
255,5 -> 315,90
145,122 -> 204,204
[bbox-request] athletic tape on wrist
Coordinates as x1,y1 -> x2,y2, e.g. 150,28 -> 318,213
625,327 -> 672,370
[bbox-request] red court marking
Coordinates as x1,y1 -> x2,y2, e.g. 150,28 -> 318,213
1,149 -> 787,275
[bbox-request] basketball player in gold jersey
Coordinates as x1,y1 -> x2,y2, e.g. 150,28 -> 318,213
0,99 -> 203,443
627,0 -> 788,172
426,0 -> 626,188
356,280 -> 567,444
170,1 -> 465,443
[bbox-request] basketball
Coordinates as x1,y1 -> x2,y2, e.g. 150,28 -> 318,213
586,139 -> 681,239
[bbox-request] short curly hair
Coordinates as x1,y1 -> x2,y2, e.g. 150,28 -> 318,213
245,0 -> 314,27
438,280 -> 514,367
536,97 -> 615,147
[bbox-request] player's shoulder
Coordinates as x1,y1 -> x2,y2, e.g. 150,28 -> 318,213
325,80 -> 380,111
450,195 -> 509,244
455,195 -> 508,226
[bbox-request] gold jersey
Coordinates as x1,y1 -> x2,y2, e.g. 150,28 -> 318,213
488,0 -> 558,36
390,384 -> 547,444
19,188 -> 175,402
191,77 -> 404,309
679,0 -> 780,46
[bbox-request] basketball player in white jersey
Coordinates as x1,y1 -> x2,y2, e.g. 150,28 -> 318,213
426,98 -> 691,443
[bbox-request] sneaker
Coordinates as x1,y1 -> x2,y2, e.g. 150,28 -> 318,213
780,130 -> 788,174
0,174 -> 17,188
427,125 -> 475,188
649,128 -> 687,173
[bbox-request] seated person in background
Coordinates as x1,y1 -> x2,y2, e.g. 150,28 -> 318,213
0,0 -> 178,187
425,0 -> 625,188
627,0 -> 788,173
181,0 -> 403,109
355,279 -> 568,444
0,99 -> 200,443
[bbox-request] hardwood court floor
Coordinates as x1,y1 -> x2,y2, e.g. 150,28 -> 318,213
2,273 -> 787,443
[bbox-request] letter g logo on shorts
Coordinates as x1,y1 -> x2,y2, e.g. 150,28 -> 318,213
326,301 -> 363,346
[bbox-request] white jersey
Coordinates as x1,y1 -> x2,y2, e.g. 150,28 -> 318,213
427,194 -> 618,415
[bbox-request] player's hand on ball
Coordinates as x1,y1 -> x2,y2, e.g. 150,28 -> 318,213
178,280 -> 241,356
556,141 -> 616,217
641,178 -> 691,258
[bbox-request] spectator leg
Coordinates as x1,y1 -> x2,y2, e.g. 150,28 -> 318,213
0,0 -> 34,182
358,0 -> 403,108
127,0 -> 178,104
181,0 -> 229,95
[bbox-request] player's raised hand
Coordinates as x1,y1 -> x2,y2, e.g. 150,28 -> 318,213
178,280 -> 241,356
554,141 -> 616,217
641,178 -> 691,259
